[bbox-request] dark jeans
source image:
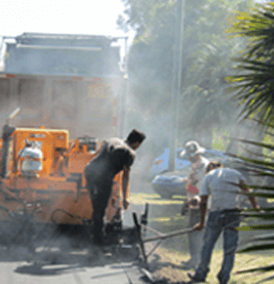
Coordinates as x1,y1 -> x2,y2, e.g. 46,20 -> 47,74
195,209 -> 240,284
187,208 -> 204,266
86,176 -> 113,245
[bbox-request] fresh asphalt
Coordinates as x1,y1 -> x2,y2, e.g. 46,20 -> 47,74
0,203 -> 153,284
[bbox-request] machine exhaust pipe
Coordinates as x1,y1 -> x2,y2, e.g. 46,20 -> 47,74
6,107 -> 21,125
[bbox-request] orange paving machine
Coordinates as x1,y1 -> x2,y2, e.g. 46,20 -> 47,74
0,108 -> 125,228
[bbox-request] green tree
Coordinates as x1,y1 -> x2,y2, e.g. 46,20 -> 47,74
118,0 -> 255,149
227,2 -> 274,125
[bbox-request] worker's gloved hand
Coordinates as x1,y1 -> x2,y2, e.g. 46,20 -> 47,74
123,199 -> 129,210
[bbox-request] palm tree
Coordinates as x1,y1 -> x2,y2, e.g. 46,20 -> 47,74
227,2 -> 274,281
231,129 -> 274,283
227,2 -> 274,125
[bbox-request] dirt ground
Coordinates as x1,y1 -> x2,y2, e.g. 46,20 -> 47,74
128,173 -> 274,284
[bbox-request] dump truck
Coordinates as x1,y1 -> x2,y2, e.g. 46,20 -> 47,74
0,33 -> 130,241
0,32 -> 127,138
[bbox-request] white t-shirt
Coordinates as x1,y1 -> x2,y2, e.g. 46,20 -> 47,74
200,167 -> 246,211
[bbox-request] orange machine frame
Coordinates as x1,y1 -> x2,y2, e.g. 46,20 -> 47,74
0,126 -> 125,225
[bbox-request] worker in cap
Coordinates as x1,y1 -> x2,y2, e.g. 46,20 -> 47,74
180,141 -> 209,270
180,140 -> 205,160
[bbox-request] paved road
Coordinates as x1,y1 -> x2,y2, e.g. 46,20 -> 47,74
0,201 -> 151,284
0,260 -> 147,284
0,236 -> 149,284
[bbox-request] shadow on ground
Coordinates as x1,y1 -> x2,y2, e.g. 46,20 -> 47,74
0,222 -> 143,277
13,247 -> 140,275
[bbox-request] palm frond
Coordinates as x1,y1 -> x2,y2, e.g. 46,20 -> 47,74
238,243 -> 274,253
240,232 -> 274,244
255,275 -> 274,284
230,138 -> 274,150
241,213 -> 274,219
228,4 -> 274,124
235,264 -> 274,274
237,224 -> 274,231
226,154 -> 274,169
243,185 -> 274,191
241,207 -> 274,212
241,192 -> 274,198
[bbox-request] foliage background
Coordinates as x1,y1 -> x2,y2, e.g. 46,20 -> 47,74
118,0 -> 256,161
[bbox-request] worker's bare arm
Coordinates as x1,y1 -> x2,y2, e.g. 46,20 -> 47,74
122,165 -> 131,209
239,180 -> 260,209
193,195 -> 208,231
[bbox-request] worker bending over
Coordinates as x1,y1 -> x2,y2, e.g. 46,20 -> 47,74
84,129 -> 146,245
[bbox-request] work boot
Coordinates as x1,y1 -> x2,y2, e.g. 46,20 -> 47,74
187,272 -> 206,283
217,273 -> 228,284
181,258 -> 197,270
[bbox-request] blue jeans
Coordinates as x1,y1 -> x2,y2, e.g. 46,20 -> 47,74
195,210 -> 240,284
